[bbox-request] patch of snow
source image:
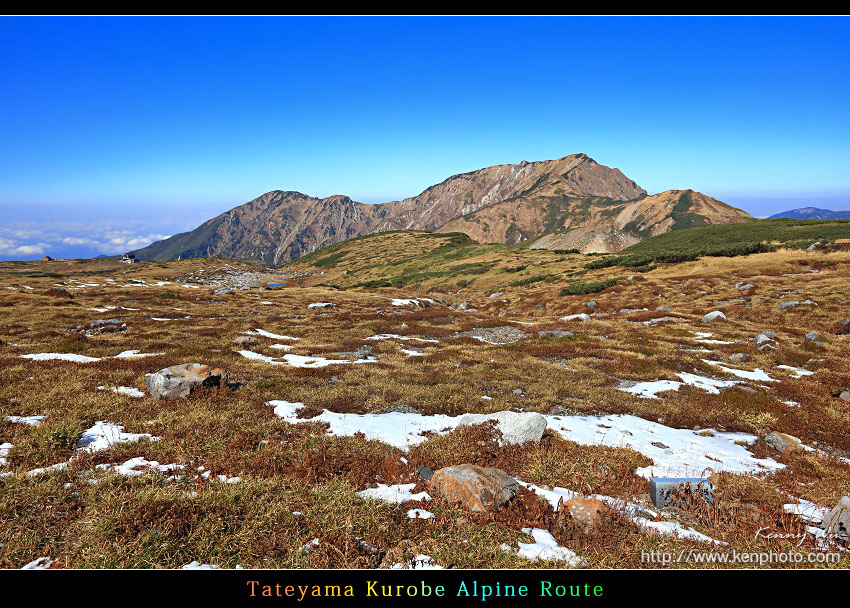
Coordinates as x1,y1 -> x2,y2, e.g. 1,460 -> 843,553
76,421 -> 159,453
20,353 -> 102,363
365,333 -> 439,343
407,509 -> 434,519
515,528 -> 584,566
113,350 -> 163,359
97,386 -> 146,398
357,483 -> 431,504
544,413 -> 781,479
775,365 -> 815,378
21,557 -> 53,570
244,328 -> 300,340
307,302 -> 333,309
702,360 -> 778,382
182,561 -> 219,569
7,415 -> 45,426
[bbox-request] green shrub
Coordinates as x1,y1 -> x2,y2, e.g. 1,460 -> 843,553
560,278 -> 619,296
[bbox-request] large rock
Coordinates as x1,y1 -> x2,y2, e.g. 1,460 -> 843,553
146,363 -> 228,401
564,497 -> 611,531
456,410 -> 547,445
764,431 -> 803,454
820,496 -> 850,540
701,311 -> 726,324
429,464 -> 518,512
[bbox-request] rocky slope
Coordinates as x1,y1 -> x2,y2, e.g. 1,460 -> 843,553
439,189 -> 752,249
133,154 -> 749,264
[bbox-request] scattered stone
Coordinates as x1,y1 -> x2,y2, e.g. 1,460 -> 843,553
489,292 -> 504,300
752,332 -> 776,345
146,363 -> 228,401
563,497 -> 610,531
701,311 -> 726,324
728,353 -> 752,363
838,391 -> 850,403
538,330 -> 573,339
232,335 -> 259,346
71,318 -> 127,336
338,345 -> 374,360
651,441 -> 669,449
764,431 -> 803,454
416,465 -> 434,482
819,496 -> 850,540
735,282 -> 754,290
758,343 -> 778,352
804,332 -> 820,342
213,288 -> 235,296
583,301 -> 597,309
456,326 -> 528,345
429,464 -> 519,512
779,300 -> 818,310
457,411 -> 547,445
736,385 -> 758,394
655,306 -> 673,313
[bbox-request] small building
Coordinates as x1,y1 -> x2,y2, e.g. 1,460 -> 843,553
121,253 -> 138,264
41,256 -> 53,262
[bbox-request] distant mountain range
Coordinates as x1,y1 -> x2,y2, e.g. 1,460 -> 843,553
767,207 -> 850,221
133,153 -> 753,265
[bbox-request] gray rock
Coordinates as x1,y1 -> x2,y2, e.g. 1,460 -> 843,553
213,288 -> 235,296
736,283 -> 754,290
840,317 -> 850,327
758,343 -> 778,352
146,363 -> 228,401
583,301 -> 597,309
729,353 -> 752,362
819,496 -> 850,540
489,292 -> 504,300
779,300 -> 818,310
701,311 -> 726,324
72,318 -> 128,336
416,465 -> 434,481
839,391 -> 850,403
764,431 -> 803,454
804,331 -> 820,342
656,306 -> 673,313
538,330 -> 573,339
456,411 -> 547,445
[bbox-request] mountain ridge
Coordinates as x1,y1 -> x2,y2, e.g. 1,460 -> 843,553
767,207 -> 850,221
132,154 -> 750,265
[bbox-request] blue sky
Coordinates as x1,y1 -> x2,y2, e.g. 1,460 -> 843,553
1,16 -> 848,260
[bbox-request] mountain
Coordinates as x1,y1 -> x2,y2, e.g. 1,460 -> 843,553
767,207 -> 850,221
132,154 -> 749,264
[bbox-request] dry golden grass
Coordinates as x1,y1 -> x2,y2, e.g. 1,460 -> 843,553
1,246 -> 849,569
